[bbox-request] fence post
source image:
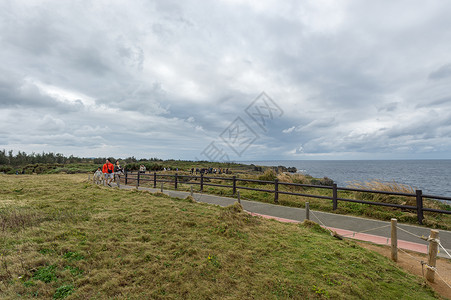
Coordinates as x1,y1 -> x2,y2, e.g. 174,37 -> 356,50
305,202 -> 310,221
274,179 -> 279,203
416,190 -> 424,225
154,172 -> 157,188
391,218 -> 397,262
125,170 -> 128,185
136,171 -> 140,190
200,173 -> 204,192
161,182 -> 164,193
332,184 -> 338,210
190,186 -> 193,197
232,176 -> 237,195
175,173 -> 178,190
237,190 -> 241,204
426,229 -> 439,282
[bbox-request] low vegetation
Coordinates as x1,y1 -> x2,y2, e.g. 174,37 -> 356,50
0,174 -> 441,299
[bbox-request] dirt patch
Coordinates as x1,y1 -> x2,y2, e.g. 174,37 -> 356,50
357,242 -> 451,299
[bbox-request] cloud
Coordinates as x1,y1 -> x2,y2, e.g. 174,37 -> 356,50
429,63 -> 451,80
282,126 -> 295,134
1,0 -> 451,160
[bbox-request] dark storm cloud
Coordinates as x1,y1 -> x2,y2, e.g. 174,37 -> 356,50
0,73 -> 85,113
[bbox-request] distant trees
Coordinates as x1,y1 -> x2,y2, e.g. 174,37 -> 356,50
0,150 -> 88,166
0,149 -> 162,167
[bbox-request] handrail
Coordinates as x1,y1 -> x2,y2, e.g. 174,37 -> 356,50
123,171 -> 451,224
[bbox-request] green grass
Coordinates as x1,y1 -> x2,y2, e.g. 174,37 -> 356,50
0,174 -> 442,299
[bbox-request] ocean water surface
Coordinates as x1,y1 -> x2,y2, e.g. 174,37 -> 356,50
244,160 -> 451,199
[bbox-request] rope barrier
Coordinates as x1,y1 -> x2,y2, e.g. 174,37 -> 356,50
397,226 -> 426,241
399,244 -> 451,290
398,247 -> 424,264
339,224 -> 391,238
309,210 -> 337,236
435,269 -> 451,290
438,242 -> 451,259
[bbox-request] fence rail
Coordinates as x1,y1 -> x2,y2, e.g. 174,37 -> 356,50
123,171 -> 451,225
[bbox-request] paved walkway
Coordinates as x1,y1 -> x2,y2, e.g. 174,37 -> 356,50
118,184 -> 451,259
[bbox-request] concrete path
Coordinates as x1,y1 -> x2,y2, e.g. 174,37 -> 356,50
119,184 -> 451,258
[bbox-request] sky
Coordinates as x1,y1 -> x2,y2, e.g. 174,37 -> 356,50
1,0 -> 451,161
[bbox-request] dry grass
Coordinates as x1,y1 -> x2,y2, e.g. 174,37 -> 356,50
347,180 -> 416,205
347,180 -> 416,194
277,172 -> 309,184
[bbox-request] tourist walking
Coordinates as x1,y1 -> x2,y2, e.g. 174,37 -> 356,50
102,159 -> 115,186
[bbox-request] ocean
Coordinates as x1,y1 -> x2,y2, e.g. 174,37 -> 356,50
243,160 -> 451,199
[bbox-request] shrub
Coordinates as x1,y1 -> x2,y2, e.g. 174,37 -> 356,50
258,169 -> 277,182
310,177 -> 334,186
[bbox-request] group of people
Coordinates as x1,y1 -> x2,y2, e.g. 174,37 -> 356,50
94,161 -> 233,187
192,167 -> 230,175
94,159 -> 123,186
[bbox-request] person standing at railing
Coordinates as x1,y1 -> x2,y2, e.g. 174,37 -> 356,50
114,160 -> 124,185
102,159 -> 115,187
139,164 -> 146,173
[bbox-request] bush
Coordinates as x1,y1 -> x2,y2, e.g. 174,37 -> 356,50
310,177 -> 334,186
258,169 -> 277,181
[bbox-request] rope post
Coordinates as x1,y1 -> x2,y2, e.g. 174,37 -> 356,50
136,171 -> 140,190
174,173 -> 178,190
153,172 -> 157,188
190,186 -> 193,197
332,184 -> 338,210
125,170 -> 128,185
237,190 -> 241,204
416,189 -> 424,225
426,229 -> 439,283
160,182 -> 164,193
200,173 -> 204,192
232,176 -> 236,195
274,179 -> 279,203
305,202 -> 310,221
391,218 -> 398,262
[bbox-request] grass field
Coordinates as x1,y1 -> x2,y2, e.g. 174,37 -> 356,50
0,174 -> 442,299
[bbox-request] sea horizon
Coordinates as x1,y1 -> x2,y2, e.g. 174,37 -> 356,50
239,159 -> 451,199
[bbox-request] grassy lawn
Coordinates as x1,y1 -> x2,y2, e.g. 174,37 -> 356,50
0,174 -> 441,299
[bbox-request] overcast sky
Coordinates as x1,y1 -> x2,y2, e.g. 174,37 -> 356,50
1,0 -> 451,161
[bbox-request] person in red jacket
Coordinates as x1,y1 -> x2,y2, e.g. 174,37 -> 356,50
102,159 -> 115,186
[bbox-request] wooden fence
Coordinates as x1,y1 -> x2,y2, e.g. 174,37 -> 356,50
122,171 -> 451,225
